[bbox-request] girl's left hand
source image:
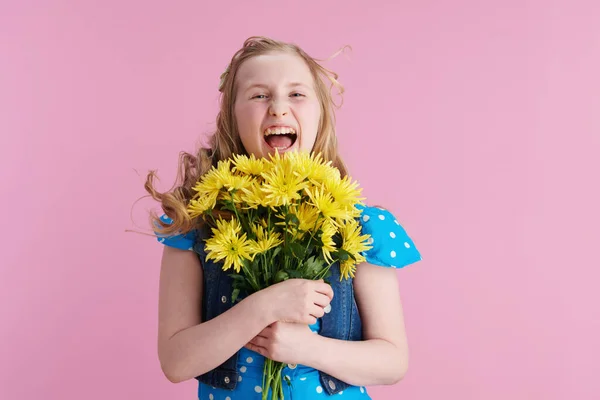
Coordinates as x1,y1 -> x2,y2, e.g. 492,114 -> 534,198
244,321 -> 317,365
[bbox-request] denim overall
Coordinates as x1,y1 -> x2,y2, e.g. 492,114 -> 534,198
192,225 -> 363,396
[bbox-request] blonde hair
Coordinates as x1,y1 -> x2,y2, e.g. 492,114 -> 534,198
145,36 -> 348,236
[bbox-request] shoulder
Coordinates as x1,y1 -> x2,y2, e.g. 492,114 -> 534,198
154,214 -> 198,251
357,204 -> 422,269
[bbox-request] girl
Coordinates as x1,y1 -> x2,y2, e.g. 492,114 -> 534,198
146,36 -> 422,399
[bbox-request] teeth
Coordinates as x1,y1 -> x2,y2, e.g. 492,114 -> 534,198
264,127 -> 296,136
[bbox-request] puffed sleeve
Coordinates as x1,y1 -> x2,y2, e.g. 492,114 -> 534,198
154,214 -> 197,251
358,205 -> 422,268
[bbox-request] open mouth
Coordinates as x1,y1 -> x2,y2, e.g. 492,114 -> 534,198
263,127 -> 298,150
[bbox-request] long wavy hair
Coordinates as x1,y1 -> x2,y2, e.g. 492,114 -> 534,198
145,36 -> 348,236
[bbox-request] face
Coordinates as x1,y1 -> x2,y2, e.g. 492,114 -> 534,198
233,52 -> 321,159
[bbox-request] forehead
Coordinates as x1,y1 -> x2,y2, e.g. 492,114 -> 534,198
235,52 -> 315,89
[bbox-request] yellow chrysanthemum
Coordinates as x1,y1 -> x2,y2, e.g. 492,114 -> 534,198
261,154 -> 308,207
339,219 -> 372,279
319,219 -> 337,262
218,174 -> 254,204
205,218 -> 254,273
305,185 -> 347,222
187,192 -> 219,218
232,154 -> 269,176
324,175 -> 364,209
295,203 -> 320,232
191,160 -> 233,200
285,152 -> 337,183
240,182 -> 271,209
248,224 -> 283,254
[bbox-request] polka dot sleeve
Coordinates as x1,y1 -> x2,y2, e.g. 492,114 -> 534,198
154,214 -> 197,251
359,205 -> 422,269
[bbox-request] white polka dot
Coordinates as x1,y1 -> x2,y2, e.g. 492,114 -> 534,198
285,375 -> 291,381
300,377 -> 307,381
367,237 -> 374,245
226,397 -> 231,400
238,375 -> 243,382
390,251 -> 397,258
316,386 -> 323,393
404,242 -> 411,248
255,385 -> 262,393
394,220 -> 399,225
188,247 -> 193,251
390,232 -> 396,238
246,357 -> 254,363
378,214 -> 385,220
391,265 -> 397,268
324,304 -> 331,313
360,386 -> 365,393
240,366 -> 247,373
362,215 -> 370,222
339,391 -> 344,395
209,394 -> 214,400
158,238 -> 165,243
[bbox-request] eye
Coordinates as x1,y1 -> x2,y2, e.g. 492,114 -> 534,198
290,92 -> 305,98
252,94 -> 268,99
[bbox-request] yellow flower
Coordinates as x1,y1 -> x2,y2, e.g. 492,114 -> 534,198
319,219 -> 337,262
218,174 -> 254,204
339,219 -> 372,279
248,224 -> 283,254
232,153 -> 269,176
295,203 -> 320,232
261,153 -> 307,207
305,185 -> 347,222
205,218 -> 254,273
191,160 -> 233,200
240,182 -> 270,209
324,175 -> 364,210
285,152 -> 336,183
187,192 -> 219,218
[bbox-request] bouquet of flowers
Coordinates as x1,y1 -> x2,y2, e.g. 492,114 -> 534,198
186,151 -> 371,400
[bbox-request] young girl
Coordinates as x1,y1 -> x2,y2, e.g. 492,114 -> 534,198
146,36 -> 422,400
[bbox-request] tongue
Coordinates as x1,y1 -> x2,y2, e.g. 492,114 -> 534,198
265,134 -> 293,149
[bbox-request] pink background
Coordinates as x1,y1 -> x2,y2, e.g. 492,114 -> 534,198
1,1 -> 599,399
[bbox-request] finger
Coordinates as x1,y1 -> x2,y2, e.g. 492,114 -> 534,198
310,305 -> 325,319
245,342 -> 267,357
315,282 -> 334,299
313,293 -> 332,308
249,335 -> 269,348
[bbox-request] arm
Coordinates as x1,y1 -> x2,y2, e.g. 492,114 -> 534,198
157,246 -> 333,383
157,246 -> 272,383
305,263 -> 409,386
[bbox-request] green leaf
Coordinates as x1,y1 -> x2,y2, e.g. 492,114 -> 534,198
274,270 -> 289,283
231,288 -> 240,303
270,247 -> 282,260
287,269 -> 303,279
289,242 -> 307,259
336,248 -> 353,262
303,256 -> 326,278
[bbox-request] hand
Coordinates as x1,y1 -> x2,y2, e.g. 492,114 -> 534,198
259,279 -> 333,325
245,321 -> 318,365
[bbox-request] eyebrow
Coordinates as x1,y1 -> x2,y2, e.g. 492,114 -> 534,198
244,82 -> 311,92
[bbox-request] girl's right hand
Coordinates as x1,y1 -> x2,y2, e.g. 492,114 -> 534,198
259,279 -> 333,325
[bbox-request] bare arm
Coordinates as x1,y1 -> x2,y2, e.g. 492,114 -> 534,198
303,263 -> 409,386
157,246 -> 333,383
157,246 -> 273,383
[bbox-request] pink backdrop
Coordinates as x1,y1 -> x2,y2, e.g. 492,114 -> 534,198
2,1 -> 599,399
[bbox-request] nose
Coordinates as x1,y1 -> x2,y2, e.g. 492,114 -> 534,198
269,100 -> 288,117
